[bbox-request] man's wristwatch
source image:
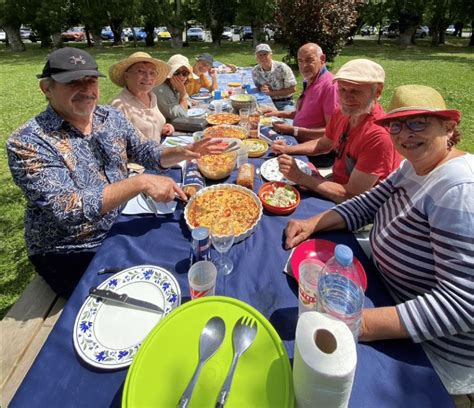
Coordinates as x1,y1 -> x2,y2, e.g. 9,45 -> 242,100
293,126 -> 299,137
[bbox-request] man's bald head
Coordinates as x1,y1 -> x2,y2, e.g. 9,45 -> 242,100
298,43 -> 323,58
297,43 -> 326,82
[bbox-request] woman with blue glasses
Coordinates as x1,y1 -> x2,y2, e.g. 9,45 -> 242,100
285,85 -> 473,398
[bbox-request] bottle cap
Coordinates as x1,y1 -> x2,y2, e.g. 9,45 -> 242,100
334,244 -> 353,266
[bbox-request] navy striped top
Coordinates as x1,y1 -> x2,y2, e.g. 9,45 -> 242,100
334,155 -> 474,379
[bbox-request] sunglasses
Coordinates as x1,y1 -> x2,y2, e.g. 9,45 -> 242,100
385,117 -> 429,135
335,132 -> 348,159
174,70 -> 189,77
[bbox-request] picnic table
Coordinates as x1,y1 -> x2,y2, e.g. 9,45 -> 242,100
8,71 -> 453,407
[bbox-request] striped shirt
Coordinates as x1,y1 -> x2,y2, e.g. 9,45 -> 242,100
334,155 -> 474,390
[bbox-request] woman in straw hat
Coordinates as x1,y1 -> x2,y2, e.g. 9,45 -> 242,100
109,52 -> 225,164
109,52 -> 175,142
285,85 -> 473,396
153,54 -> 197,121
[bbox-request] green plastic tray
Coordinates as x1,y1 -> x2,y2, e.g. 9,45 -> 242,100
122,296 -> 294,407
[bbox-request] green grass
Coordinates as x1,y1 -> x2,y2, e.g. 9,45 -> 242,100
1,38 -> 473,318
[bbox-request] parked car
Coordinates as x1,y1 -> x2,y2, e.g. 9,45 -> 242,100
101,27 -> 114,40
415,25 -> 429,38
360,25 -> 376,36
127,27 -> 147,41
19,26 -> 39,42
0,30 -> 6,42
61,27 -> 85,42
445,25 -> 456,35
187,27 -> 205,41
386,22 -> 400,38
221,27 -> 233,41
240,26 -> 253,41
156,27 -> 171,40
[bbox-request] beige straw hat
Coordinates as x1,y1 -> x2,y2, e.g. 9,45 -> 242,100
375,85 -> 461,124
167,54 -> 199,79
109,52 -> 171,87
333,58 -> 385,84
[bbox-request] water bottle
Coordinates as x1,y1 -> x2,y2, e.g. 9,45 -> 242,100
317,244 -> 364,339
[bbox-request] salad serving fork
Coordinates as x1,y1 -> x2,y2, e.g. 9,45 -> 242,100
215,316 -> 258,407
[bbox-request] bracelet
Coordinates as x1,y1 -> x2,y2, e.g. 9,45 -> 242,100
293,126 -> 299,137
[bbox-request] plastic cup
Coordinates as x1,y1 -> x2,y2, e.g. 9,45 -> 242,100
214,90 -> 222,100
236,145 -> 249,168
214,100 -> 223,114
298,258 -> 325,316
188,261 -> 217,299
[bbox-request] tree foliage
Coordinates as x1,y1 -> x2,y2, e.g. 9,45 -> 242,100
236,0 -> 275,47
275,0 -> 358,62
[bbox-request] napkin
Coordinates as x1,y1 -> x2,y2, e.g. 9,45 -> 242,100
293,312 -> 357,408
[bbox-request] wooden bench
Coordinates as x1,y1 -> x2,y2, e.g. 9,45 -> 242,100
0,276 -> 65,407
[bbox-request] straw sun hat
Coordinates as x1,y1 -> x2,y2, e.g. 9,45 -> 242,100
375,85 -> 461,124
109,52 -> 171,87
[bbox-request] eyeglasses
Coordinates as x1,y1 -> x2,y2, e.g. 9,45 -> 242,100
128,69 -> 158,78
174,70 -> 189,77
335,132 -> 348,159
385,117 -> 429,135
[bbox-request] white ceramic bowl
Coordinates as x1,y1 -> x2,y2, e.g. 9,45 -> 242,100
184,184 -> 263,243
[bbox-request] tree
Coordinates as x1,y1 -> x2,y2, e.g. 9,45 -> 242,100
357,0 -> 387,44
198,0 -> 237,47
236,0 -> 274,47
0,0 -> 27,51
275,0 -> 358,62
385,0 -> 425,47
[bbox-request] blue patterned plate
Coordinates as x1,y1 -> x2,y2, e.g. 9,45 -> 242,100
73,265 -> 181,369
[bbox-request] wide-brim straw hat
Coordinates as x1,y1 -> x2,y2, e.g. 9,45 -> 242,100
167,54 -> 199,79
333,58 -> 385,84
109,52 -> 171,87
374,85 -> 461,124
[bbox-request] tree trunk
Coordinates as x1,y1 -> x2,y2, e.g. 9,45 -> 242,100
84,26 -> 93,47
90,30 -> 104,49
170,26 -> 183,48
398,32 -> 412,48
111,20 -> 124,46
431,28 -> 440,46
51,32 -> 63,49
470,21 -> 474,46
145,25 -> 155,47
4,25 -> 25,52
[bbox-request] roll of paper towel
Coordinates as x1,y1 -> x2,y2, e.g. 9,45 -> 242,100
293,311 -> 357,408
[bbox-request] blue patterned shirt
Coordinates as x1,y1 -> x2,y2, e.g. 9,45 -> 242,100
7,105 -> 164,255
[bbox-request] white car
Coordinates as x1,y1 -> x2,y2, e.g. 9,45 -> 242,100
445,25 -> 456,35
0,30 -> 6,42
221,27 -> 233,41
415,25 -> 429,38
187,27 -> 205,41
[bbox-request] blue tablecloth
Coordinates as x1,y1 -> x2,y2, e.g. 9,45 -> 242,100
11,149 -> 453,407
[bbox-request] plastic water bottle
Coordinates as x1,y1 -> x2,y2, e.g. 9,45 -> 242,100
317,245 -> 364,339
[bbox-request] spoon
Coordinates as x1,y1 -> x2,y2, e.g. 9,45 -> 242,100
216,316 -> 258,407
177,316 -> 226,408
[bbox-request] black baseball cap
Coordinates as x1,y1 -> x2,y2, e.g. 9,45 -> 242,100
37,47 -> 105,83
196,53 -> 214,65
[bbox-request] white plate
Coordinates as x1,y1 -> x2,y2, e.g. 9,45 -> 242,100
188,108 -> 207,117
209,100 -> 231,111
73,265 -> 181,369
122,193 -> 178,215
260,157 -> 312,185
190,93 -> 211,100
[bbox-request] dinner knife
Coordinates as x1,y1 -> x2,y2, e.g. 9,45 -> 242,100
140,193 -> 159,217
89,287 -> 164,314
258,131 -> 274,146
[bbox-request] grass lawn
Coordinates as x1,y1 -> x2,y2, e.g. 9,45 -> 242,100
1,38 -> 473,318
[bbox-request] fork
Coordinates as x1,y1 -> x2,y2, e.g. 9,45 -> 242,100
215,316 -> 258,407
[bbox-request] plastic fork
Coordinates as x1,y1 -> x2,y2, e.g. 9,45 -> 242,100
215,316 -> 258,407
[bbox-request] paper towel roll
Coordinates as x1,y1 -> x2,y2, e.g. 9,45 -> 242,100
293,312 -> 357,408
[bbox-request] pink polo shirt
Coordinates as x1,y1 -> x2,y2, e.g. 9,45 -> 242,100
293,68 -> 338,129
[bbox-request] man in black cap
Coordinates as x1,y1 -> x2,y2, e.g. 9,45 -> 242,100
6,47 -> 214,297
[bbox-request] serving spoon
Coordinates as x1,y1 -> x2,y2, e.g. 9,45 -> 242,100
177,316 -> 226,408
